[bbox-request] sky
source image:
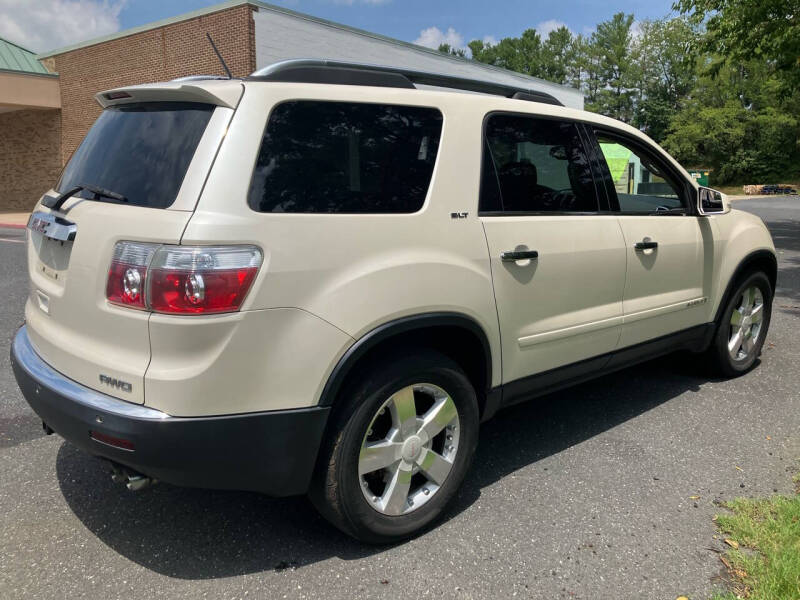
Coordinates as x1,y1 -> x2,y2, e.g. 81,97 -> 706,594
0,0 -> 678,55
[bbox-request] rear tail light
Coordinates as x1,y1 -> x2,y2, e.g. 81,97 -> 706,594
106,242 -> 158,310
106,242 -> 262,314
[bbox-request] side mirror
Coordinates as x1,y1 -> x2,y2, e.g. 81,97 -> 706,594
697,186 -> 727,215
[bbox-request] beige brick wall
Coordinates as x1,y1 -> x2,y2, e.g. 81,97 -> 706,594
52,5 -> 256,164
0,109 -> 62,212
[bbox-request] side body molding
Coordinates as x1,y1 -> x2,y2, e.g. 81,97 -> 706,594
318,312 -> 494,414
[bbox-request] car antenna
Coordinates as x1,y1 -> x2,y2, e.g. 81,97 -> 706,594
206,32 -> 232,79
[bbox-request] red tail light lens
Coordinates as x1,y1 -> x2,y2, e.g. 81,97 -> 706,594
106,242 -> 158,309
106,242 -> 262,314
148,246 -> 262,314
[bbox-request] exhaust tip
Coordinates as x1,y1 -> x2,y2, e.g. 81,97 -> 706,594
109,462 -> 157,491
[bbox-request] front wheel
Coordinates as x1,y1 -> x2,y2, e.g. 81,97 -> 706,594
309,350 -> 479,543
707,271 -> 773,377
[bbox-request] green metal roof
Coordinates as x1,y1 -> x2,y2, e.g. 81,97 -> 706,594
0,37 -> 49,74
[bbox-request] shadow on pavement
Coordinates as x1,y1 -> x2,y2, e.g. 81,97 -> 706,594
56,353 -> 713,579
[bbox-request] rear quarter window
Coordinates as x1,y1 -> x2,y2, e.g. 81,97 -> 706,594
57,102 -> 214,209
247,101 -> 443,214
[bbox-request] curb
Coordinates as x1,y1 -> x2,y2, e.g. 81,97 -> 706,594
0,222 -> 26,229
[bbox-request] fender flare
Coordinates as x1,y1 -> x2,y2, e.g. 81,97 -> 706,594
713,249 -> 778,326
317,312 -> 493,408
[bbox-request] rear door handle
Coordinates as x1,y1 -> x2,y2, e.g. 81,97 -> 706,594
501,250 -> 539,261
634,238 -> 658,250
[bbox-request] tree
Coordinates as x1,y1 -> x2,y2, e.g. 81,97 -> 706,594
540,27 -> 575,86
631,17 -> 699,141
467,29 -> 545,77
676,0 -> 800,92
437,43 -> 466,58
663,58 -> 800,183
589,13 -> 637,121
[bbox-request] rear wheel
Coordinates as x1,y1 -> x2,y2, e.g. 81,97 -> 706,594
708,271 -> 772,377
309,350 -> 479,543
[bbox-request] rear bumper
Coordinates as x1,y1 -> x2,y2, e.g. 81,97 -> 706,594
10,325 -> 330,496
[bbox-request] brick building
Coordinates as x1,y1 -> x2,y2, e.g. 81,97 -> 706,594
0,38 -> 62,211
1,0 -> 583,212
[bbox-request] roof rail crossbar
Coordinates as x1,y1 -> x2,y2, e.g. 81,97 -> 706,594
248,59 -> 564,107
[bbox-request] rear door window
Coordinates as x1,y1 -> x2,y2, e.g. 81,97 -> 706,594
57,102 -> 214,209
247,101 -> 443,213
481,114 -> 599,213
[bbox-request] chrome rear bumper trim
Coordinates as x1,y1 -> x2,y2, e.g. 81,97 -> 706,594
11,325 -> 168,420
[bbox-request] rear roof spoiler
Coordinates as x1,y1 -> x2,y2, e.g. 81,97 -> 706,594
95,80 -> 244,110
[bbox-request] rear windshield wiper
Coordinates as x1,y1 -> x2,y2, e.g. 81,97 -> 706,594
43,183 -> 128,211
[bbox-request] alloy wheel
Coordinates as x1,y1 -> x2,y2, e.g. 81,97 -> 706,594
358,383 -> 460,516
728,285 -> 764,361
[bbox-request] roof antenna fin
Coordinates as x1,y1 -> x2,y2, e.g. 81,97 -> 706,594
206,33 -> 232,79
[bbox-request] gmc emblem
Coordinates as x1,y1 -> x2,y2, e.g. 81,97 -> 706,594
99,374 -> 133,393
29,216 -> 49,234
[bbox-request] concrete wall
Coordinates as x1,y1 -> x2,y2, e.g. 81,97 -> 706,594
0,109 -> 62,211
49,4 -> 256,164
253,8 -> 584,110
0,71 -> 60,111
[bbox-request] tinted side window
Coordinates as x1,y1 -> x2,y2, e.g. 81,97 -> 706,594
481,115 -> 598,213
595,132 -> 686,214
248,101 -> 443,213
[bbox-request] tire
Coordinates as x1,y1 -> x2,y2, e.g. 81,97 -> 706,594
707,271 -> 773,377
309,349 -> 479,543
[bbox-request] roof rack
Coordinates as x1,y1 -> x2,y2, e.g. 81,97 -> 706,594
248,59 -> 564,107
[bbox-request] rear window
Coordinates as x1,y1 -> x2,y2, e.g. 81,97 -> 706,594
247,101 -> 443,213
57,102 -> 214,209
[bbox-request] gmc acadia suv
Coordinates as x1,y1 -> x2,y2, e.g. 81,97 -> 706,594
11,60 -> 776,543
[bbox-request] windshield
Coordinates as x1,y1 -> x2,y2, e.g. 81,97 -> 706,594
57,102 -> 214,209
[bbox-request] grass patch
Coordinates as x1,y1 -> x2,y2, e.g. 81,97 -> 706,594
710,472 -> 800,599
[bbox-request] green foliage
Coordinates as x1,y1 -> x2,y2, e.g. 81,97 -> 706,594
676,0 -> 800,93
437,43 -> 466,58
589,13 -> 636,121
663,57 -> 800,184
663,103 -> 800,182
710,492 -> 800,599
435,6 -> 800,184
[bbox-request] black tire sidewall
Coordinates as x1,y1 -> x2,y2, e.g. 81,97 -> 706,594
329,352 -> 479,543
713,271 -> 772,376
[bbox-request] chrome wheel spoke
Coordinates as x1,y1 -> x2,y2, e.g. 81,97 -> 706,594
417,448 -> 453,485
728,328 -> 743,356
380,462 -> 413,515
359,440 -> 401,475
419,395 -> 458,441
742,334 -> 756,355
389,386 -> 418,439
742,287 -> 754,311
750,302 -> 763,324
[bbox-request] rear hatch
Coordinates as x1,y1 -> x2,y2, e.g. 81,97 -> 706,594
25,80 -> 242,404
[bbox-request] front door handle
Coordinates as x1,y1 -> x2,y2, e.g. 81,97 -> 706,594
501,250 -> 539,261
634,238 -> 658,250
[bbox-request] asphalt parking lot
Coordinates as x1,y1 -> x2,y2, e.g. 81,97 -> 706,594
1,197 -> 798,600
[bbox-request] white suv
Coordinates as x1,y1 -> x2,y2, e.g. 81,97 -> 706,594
11,60 -> 776,543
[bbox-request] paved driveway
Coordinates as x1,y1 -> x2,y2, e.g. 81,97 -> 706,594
1,198 -> 798,599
